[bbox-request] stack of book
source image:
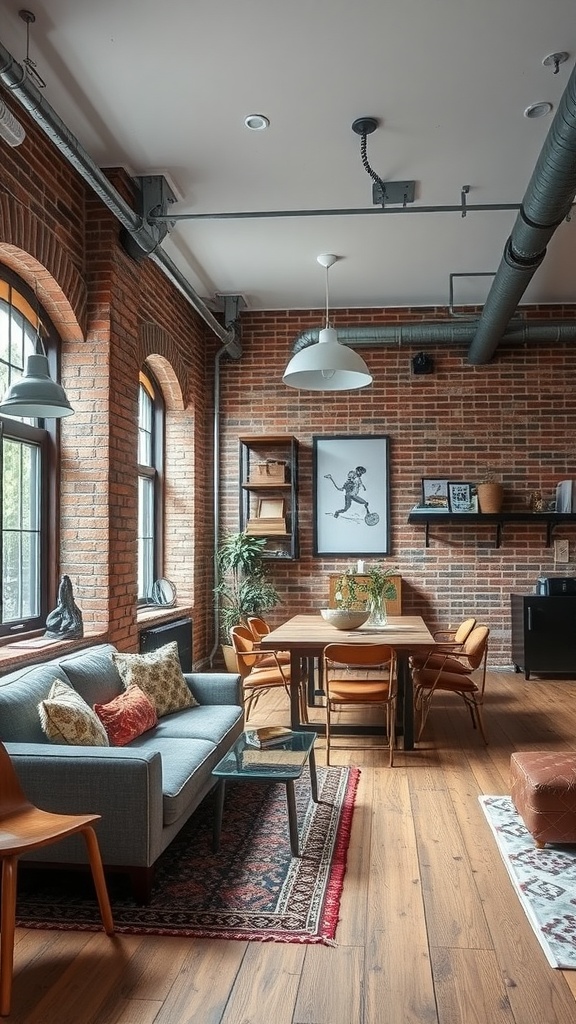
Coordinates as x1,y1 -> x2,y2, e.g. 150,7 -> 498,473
244,726 -> 293,749
245,517 -> 288,536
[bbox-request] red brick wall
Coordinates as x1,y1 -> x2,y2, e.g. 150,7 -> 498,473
219,309 -> 576,664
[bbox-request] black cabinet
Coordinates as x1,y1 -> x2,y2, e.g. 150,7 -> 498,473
510,594 -> 576,679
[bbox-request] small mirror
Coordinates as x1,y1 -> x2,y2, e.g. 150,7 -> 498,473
151,578 -> 177,607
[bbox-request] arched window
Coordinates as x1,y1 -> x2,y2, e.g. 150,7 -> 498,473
137,368 -> 164,601
0,267 -> 59,637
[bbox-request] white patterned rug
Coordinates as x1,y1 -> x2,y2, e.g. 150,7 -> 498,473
479,795 -> 576,969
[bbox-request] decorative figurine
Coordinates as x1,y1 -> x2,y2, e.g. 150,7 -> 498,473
44,574 -> 84,639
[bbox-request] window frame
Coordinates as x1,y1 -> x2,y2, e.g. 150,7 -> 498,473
137,368 -> 165,603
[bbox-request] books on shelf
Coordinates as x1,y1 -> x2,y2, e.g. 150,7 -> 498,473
244,726 -> 293,748
246,517 -> 288,535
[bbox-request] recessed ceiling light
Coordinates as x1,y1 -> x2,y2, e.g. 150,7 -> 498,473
523,101 -> 553,119
244,114 -> 270,131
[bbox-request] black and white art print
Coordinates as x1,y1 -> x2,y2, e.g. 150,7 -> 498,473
312,435 -> 391,556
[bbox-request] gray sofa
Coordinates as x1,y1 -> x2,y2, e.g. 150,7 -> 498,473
0,643 -> 244,900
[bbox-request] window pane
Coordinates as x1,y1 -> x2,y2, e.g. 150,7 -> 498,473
2,438 -> 41,622
138,385 -> 153,466
138,475 -> 154,600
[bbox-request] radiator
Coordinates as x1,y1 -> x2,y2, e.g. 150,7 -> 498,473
139,617 -> 192,672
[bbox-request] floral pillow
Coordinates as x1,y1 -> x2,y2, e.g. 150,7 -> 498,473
38,679 -> 109,746
112,641 -> 197,717
94,685 -> 158,746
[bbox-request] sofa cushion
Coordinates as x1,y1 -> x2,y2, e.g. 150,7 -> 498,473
38,680 -> 110,746
0,664 -> 72,743
59,643 -> 124,706
127,735 -> 217,825
113,642 -> 198,717
153,704 -> 243,747
94,685 -> 158,746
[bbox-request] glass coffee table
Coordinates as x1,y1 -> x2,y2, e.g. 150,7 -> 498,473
212,730 -> 318,857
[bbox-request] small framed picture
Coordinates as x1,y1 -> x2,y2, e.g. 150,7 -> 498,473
257,497 -> 285,518
421,478 -> 449,509
448,481 -> 475,513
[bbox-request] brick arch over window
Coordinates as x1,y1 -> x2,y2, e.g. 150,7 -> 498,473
139,326 -> 194,607
0,195 -> 87,337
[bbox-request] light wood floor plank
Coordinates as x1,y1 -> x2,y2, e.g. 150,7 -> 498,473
296,944 -> 364,1024
220,943 -> 305,1024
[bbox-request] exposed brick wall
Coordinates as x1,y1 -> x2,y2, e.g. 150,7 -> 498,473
219,309 -> 576,664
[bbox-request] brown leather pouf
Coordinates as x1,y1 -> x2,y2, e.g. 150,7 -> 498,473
510,751 -> 576,848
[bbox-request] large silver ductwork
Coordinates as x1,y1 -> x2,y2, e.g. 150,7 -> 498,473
467,62 -> 576,365
290,319 -> 576,355
0,39 -> 241,358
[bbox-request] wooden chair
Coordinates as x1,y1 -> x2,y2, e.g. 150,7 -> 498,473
231,625 -> 307,722
0,741 -> 114,1016
323,643 -> 397,767
410,616 -> 477,671
246,616 -> 291,666
412,625 -> 490,743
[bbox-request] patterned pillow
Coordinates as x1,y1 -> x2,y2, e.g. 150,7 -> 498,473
112,641 -> 198,717
94,685 -> 158,746
38,679 -> 109,746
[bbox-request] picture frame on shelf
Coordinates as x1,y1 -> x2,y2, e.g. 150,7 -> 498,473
257,497 -> 285,519
448,481 -> 477,513
421,478 -> 449,509
312,434 -> 391,556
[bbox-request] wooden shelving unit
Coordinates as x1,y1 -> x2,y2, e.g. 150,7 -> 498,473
239,435 -> 299,560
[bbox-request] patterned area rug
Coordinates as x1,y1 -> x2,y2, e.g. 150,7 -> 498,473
17,765 -> 359,945
479,794 -> 576,968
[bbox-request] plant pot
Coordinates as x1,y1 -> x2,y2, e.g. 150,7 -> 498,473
222,644 -> 239,673
477,482 -> 503,513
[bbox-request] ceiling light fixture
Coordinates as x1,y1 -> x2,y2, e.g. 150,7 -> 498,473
0,303 -> 74,419
523,101 -> 553,119
282,254 -> 373,392
244,114 -> 270,131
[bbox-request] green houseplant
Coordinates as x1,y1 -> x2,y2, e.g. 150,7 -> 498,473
334,563 -> 398,625
215,531 -> 280,647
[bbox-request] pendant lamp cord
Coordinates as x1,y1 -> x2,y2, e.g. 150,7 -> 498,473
324,265 -> 330,330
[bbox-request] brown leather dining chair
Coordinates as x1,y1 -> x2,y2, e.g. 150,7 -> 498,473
230,624 -> 308,722
246,616 -> 291,666
412,624 -> 490,743
410,616 -> 477,671
323,642 -> 397,767
0,741 -> 114,1016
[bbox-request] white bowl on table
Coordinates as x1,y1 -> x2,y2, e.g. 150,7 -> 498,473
320,608 -> 370,630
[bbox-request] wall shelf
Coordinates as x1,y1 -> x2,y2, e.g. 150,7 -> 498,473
407,509 -> 576,548
239,435 -> 299,560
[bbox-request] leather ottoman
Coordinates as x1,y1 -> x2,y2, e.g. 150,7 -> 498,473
510,751 -> 576,848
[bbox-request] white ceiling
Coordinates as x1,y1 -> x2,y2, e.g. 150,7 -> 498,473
1,0 -> 576,313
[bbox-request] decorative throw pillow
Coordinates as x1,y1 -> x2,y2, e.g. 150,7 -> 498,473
112,641 -> 197,717
94,685 -> 158,746
38,679 -> 109,746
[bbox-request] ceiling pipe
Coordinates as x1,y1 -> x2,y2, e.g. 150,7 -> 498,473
0,39 -> 241,359
467,61 -> 576,365
290,320 -> 576,354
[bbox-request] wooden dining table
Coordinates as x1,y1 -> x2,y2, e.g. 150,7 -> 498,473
259,613 -> 435,750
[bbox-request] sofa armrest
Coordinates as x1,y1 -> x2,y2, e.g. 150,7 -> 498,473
184,672 -> 242,706
5,744 -> 165,866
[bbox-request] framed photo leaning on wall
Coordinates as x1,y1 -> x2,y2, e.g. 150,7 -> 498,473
448,481 -> 477,512
421,478 -> 450,509
313,435 -> 391,556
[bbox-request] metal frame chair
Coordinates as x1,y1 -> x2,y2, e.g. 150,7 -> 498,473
0,742 -> 114,1016
323,642 -> 397,767
230,625 -> 307,721
412,625 -> 490,742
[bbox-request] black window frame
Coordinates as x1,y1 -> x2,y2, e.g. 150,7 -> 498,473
137,368 -> 165,604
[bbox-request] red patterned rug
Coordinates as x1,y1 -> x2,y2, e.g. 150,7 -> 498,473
17,765 -> 359,945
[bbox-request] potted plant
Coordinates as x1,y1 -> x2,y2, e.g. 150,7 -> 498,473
215,531 -> 280,669
476,471 -> 503,513
334,563 -> 398,626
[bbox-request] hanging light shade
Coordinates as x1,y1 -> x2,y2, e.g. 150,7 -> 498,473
0,354 -> 74,418
282,254 -> 373,391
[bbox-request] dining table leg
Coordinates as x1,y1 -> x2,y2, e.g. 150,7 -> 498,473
396,651 -> 414,750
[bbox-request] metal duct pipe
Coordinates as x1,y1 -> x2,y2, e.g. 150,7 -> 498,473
0,39 -> 240,357
290,320 -> 576,354
467,62 -> 576,365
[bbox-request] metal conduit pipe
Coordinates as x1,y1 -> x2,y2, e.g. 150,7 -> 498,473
467,61 -> 576,365
290,320 -> 576,354
0,38 -> 240,357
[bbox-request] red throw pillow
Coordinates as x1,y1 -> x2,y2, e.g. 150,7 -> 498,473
94,685 -> 158,746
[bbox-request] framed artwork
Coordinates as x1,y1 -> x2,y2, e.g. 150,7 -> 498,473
313,435 -> 390,556
421,478 -> 449,509
448,481 -> 476,512
257,497 -> 285,518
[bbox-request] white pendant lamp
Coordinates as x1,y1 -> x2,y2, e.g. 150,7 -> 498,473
282,254 -> 373,391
